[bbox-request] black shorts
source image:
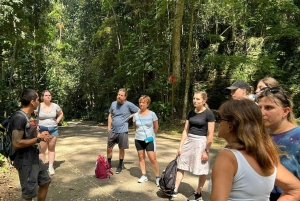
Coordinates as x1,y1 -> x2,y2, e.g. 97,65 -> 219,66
270,193 -> 281,201
135,139 -> 156,152
17,159 -> 51,199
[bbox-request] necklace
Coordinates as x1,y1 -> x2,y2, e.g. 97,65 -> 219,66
195,107 -> 205,114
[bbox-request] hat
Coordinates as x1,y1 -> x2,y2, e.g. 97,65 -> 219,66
226,80 -> 250,92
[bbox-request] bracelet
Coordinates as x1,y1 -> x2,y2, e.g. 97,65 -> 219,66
204,149 -> 209,153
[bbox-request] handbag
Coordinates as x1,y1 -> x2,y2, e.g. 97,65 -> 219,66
138,113 -> 154,143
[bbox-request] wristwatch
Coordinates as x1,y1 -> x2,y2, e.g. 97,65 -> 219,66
37,137 -> 41,143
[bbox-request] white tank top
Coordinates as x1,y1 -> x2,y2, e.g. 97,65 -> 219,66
209,149 -> 277,201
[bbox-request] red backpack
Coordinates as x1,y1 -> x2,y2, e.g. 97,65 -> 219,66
95,155 -> 113,179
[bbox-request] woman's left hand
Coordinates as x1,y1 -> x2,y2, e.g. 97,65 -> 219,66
201,151 -> 209,161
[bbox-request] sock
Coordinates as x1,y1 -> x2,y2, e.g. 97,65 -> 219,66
118,159 -> 123,167
108,158 -> 112,167
49,164 -> 53,168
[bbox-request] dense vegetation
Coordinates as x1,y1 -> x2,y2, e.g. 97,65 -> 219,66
1,0 -> 300,124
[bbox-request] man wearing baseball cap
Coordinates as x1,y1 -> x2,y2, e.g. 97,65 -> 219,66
226,80 -> 251,100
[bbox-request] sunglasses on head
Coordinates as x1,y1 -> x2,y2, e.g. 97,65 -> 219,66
215,115 -> 229,124
260,87 -> 289,103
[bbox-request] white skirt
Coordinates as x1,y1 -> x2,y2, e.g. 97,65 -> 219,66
177,134 -> 209,175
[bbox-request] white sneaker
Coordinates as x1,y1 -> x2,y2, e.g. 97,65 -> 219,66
138,175 -> 148,183
49,166 -> 55,175
156,177 -> 160,187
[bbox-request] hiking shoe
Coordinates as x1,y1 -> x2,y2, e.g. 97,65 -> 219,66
187,192 -> 202,201
48,166 -> 55,175
170,191 -> 178,198
156,177 -> 160,187
116,166 -> 122,174
138,175 -> 148,183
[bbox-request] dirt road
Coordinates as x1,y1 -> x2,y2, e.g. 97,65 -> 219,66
1,121 -> 223,201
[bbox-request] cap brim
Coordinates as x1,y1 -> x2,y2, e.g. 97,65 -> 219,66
226,86 -> 238,90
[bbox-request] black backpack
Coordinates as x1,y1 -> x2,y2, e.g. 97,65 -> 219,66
159,156 -> 178,196
0,111 -> 29,162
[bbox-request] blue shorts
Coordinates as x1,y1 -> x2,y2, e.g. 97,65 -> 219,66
39,126 -> 59,137
17,159 -> 51,199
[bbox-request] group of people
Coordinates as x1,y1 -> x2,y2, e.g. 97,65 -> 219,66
8,77 -> 300,201
10,89 -> 63,201
107,81 -> 300,201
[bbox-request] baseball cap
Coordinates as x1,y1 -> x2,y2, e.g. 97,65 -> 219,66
226,80 -> 250,92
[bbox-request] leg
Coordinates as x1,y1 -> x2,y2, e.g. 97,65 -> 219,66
37,182 -> 50,201
119,148 -> 125,160
146,151 -> 159,177
47,136 -> 57,167
195,175 -> 207,194
137,150 -> 146,174
107,147 -> 113,160
39,141 -> 48,163
174,169 -> 184,192
107,131 -> 117,165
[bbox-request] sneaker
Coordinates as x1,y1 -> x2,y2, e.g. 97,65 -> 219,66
116,166 -> 122,174
187,192 -> 202,201
156,177 -> 160,187
138,175 -> 148,183
170,191 -> 178,198
48,166 -> 55,175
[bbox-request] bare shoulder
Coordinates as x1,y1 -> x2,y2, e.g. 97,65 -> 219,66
214,149 -> 237,167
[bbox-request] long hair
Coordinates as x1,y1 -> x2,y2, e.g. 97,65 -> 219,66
259,77 -> 279,88
219,99 -> 280,169
194,91 -> 210,109
256,87 -> 296,125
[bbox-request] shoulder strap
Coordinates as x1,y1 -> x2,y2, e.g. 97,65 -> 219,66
138,113 -> 148,138
36,103 -> 41,124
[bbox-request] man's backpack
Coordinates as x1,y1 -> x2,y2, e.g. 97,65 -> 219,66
159,156 -> 178,196
95,155 -> 113,179
0,111 -> 30,162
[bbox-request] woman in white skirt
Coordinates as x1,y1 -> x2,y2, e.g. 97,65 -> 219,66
171,91 -> 215,201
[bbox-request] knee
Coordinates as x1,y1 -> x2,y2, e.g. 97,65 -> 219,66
41,181 -> 51,189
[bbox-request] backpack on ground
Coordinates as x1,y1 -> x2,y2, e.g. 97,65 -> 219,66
0,111 -> 30,162
159,156 -> 178,196
95,155 -> 113,179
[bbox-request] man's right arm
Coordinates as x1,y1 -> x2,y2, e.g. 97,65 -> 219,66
107,113 -> 112,132
12,130 -> 51,149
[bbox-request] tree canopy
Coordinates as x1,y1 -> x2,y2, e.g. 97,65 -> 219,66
1,0 -> 300,123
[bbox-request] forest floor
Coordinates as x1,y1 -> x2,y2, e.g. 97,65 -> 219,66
0,121 -> 225,201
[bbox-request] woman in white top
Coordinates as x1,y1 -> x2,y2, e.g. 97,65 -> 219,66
37,90 -> 63,175
210,99 -> 300,201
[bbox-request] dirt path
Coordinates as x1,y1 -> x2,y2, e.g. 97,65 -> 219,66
0,121 -> 224,201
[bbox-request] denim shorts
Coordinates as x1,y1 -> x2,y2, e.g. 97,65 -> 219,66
39,126 -> 59,137
17,159 -> 51,199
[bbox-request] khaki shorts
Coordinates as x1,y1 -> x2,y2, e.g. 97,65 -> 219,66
17,159 -> 51,199
107,131 -> 129,149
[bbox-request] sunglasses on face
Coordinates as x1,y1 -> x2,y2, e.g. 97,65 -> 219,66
215,115 -> 229,124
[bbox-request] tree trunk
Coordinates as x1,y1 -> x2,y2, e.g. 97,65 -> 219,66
182,0 -> 195,120
171,0 -> 185,119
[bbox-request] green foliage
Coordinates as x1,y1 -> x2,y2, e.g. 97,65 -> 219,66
1,0 -> 300,124
150,101 -> 172,123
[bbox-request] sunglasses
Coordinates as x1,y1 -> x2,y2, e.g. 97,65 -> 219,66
215,115 -> 229,124
260,87 -> 289,103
